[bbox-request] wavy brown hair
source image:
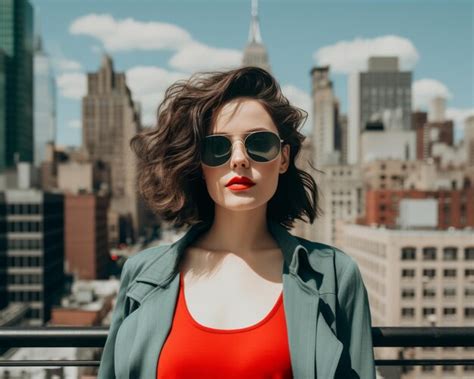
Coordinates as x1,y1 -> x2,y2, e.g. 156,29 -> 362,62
130,66 -> 321,230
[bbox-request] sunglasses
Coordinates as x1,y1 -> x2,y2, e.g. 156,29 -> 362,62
201,130 -> 285,167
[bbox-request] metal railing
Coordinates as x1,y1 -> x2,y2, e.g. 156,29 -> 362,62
0,326 -> 473,367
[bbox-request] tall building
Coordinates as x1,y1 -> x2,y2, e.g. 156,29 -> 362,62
339,114 -> 348,165
0,0 -> 34,170
310,66 -> 341,166
336,222 -> 474,379
1,186 -> 65,325
348,56 -> 412,164
412,111 -> 429,160
33,35 -> 56,166
82,54 -> 141,244
242,0 -> 271,73
313,165 -> 364,244
464,115 -> 474,167
428,96 -> 446,122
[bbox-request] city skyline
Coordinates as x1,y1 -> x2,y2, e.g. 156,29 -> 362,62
31,0 -> 473,147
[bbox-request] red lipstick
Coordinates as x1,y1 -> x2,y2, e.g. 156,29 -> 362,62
225,176 -> 255,190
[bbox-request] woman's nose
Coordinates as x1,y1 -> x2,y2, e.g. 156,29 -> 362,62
229,140 -> 250,168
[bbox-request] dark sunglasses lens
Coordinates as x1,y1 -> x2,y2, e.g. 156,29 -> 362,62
201,136 -> 231,166
246,132 -> 281,162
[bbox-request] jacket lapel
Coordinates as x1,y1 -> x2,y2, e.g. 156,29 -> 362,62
126,218 -> 343,379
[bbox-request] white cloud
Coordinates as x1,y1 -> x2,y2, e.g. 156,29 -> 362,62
67,119 -> 81,129
313,35 -> 419,74
69,14 -> 242,73
57,72 -> 87,99
126,66 -> 190,126
69,14 -> 192,52
412,78 -> 453,110
168,41 -> 242,72
281,84 -> 312,137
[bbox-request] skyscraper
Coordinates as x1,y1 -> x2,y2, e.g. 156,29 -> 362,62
348,56 -> 412,164
428,96 -> 446,123
33,35 -> 56,166
0,0 -> 34,171
310,66 -> 340,166
82,54 -> 141,243
465,115 -> 474,167
242,0 -> 271,73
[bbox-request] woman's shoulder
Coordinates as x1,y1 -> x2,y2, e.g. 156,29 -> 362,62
295,235 -> 363,285
121,243 -> 173,282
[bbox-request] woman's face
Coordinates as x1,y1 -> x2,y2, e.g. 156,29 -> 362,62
201,98 -> 290,212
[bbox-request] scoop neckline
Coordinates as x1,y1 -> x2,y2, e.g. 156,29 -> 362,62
179,272 -> 283,334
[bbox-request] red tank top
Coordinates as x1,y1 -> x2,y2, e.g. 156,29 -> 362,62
156,272 -> 293,378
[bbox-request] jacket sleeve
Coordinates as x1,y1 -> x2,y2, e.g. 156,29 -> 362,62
335,258 -> 376,379
97,258 -> 134,379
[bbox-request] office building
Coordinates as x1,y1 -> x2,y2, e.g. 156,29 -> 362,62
348,56 -> 412,164
0,0 -> 34,170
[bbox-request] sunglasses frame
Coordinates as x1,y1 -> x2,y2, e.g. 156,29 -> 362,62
201,130 -> 285,167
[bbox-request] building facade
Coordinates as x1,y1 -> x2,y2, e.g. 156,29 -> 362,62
336,223 -> 474,378
33,36 -> 56,167
0,0 -> 34,170
348,56 -> 412,164
1,189 -> 65,325
312,164 -> 364,244
82,54 -> 141,244
310,66 -> 340,167
64,194 -> 110,280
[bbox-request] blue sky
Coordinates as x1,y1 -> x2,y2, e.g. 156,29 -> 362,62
31,0 -> 473,146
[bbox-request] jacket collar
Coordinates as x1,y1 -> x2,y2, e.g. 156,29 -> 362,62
134,217 -> 325,292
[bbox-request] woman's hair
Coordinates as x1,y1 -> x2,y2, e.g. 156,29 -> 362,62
130,66 -> 321,230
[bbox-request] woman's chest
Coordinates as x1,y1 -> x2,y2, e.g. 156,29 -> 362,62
179,247 -> 284,330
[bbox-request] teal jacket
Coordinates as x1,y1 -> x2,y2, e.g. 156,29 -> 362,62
97,218 -> 376,378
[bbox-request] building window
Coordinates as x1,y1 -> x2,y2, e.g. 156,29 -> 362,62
465,288 -> 474,297
401,247 -> 416,260
465,247 -> 474,260
401,288 -> 415,298
443,247 -> 458,261
443,269 -> 457,278
465,269 -> 474,278
422,365 -> 435,372
442,365 -> 455,372
443,288 -> 456,297
401,269 -> 415,278
423,308 -> 436,316
401,307 -> 415,317
422,268 -> 436,278
443,308 -> 456,316
423,247 -> 436,260
423,288 -> 436,298
464,308 -> 474,318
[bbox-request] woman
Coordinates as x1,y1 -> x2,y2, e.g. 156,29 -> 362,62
97,66 -> 376,379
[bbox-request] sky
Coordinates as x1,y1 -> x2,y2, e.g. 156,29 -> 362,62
31,0 -> 473,147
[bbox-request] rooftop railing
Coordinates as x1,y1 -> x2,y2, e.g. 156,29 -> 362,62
0,326 -> 473,367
